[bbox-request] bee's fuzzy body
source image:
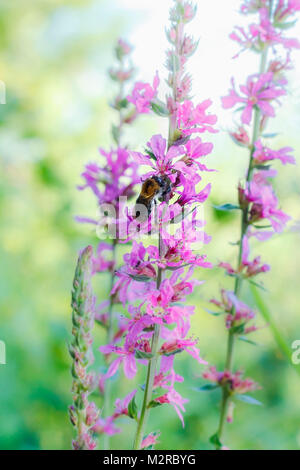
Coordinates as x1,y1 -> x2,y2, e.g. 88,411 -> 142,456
135,175 -> 172,217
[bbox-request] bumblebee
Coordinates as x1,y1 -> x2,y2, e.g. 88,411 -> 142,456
135,175 -> 172,218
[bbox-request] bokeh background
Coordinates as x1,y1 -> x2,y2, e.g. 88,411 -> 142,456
1,0 -> 300,450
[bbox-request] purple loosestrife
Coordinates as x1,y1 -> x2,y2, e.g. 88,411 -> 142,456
204,0 -> 298,450
98,0 -> 217,450
76,39 -> 140,450
69,246 -> 99,450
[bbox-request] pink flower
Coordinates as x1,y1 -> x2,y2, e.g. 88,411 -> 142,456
275,0 -> 300,22
160,318 -> 207,365
219,236 -> 270,278
141,432 -> 160,449
177,99 -> 218,135
127,72 -> 160,114
203,367 -> 260,394
177,181 -> 211,206
92,416 -> 120,436
99,343 -> 137,380
210,289 -> 257,334
131,134 -> 182,179
183,137 -> 214,171
243,171 -> 291,232
113,389 -> 137,418
117,38 -> 132,56
78,147 -> 139,207
92,242 -> 115,274
155,388 -> 189,427
240,1 -> 268,14
183,2 -> 197,22
230,126 -> 250,147
231,7 -> 300,53
222,73 -> 286,125
253,140 -> 295,165
160,223 -> 212,268
241,236 -> 270,276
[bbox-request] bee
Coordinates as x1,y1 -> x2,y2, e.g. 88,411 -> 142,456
134,175 -> 172,219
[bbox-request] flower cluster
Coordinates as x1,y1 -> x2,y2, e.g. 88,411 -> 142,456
205,0 -> 299,449
97,0 -> 217,449
232,3 -> 300,55
203,367 -> 260,395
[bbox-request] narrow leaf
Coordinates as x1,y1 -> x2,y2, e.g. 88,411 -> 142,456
128,396 -> 138,420
235,394 -> 263,406
238,336 -> 258,346
148,400 -> 162,409
194,384 -> 219,392
213,203 -> 240,212
135,349 -> 154,360
151,101 -> 170,117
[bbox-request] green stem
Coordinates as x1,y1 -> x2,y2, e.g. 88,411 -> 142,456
133,322 -> 161,450
103,242 -> 117,450
215,41 -> 270,450
133,8 -> 185,450
133,236 -> 163,450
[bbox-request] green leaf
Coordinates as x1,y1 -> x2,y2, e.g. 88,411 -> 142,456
253,224 -> 272,229
235,394 -> 263,406
254,164 -> 271,171
128,396 -> 138,420
194,384 -> 219,392
213,203 -> 240,212
150,101 -> 170,117
162,348 -> 183,357
248,279 -> 268,292
274,20 -> 297,30
129,274 -> 153,282
205,308 -> 223,316
209,433 -> 222,449
135,349 -> 154,360
238,336 -> 258,346
144,148 -> 157,161
230,324 -> 245,335
148,400 -> 162,409
111,124 -> 120,144
262,132 -> 279,138
115,98 -> 129,110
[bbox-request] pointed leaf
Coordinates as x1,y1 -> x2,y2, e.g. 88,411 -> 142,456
213,203 -> 240,212
194,384 -> 219,392
135,349 -> 154,360
128,396 -> 138,420
209,433 -> 222,449
148,400 -> 162,409
238,336 -> 258,346
235,394 -> 263,406
151,101 -> 170,117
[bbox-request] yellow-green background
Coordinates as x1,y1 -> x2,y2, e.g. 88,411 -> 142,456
1,0 -> 300,450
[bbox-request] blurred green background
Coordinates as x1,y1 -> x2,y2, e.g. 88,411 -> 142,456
1,0 -> 300,450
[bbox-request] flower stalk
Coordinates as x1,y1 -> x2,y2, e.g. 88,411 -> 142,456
69,246 -> 98,450
209,0 -> 300,449
133,237 -> 164,450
